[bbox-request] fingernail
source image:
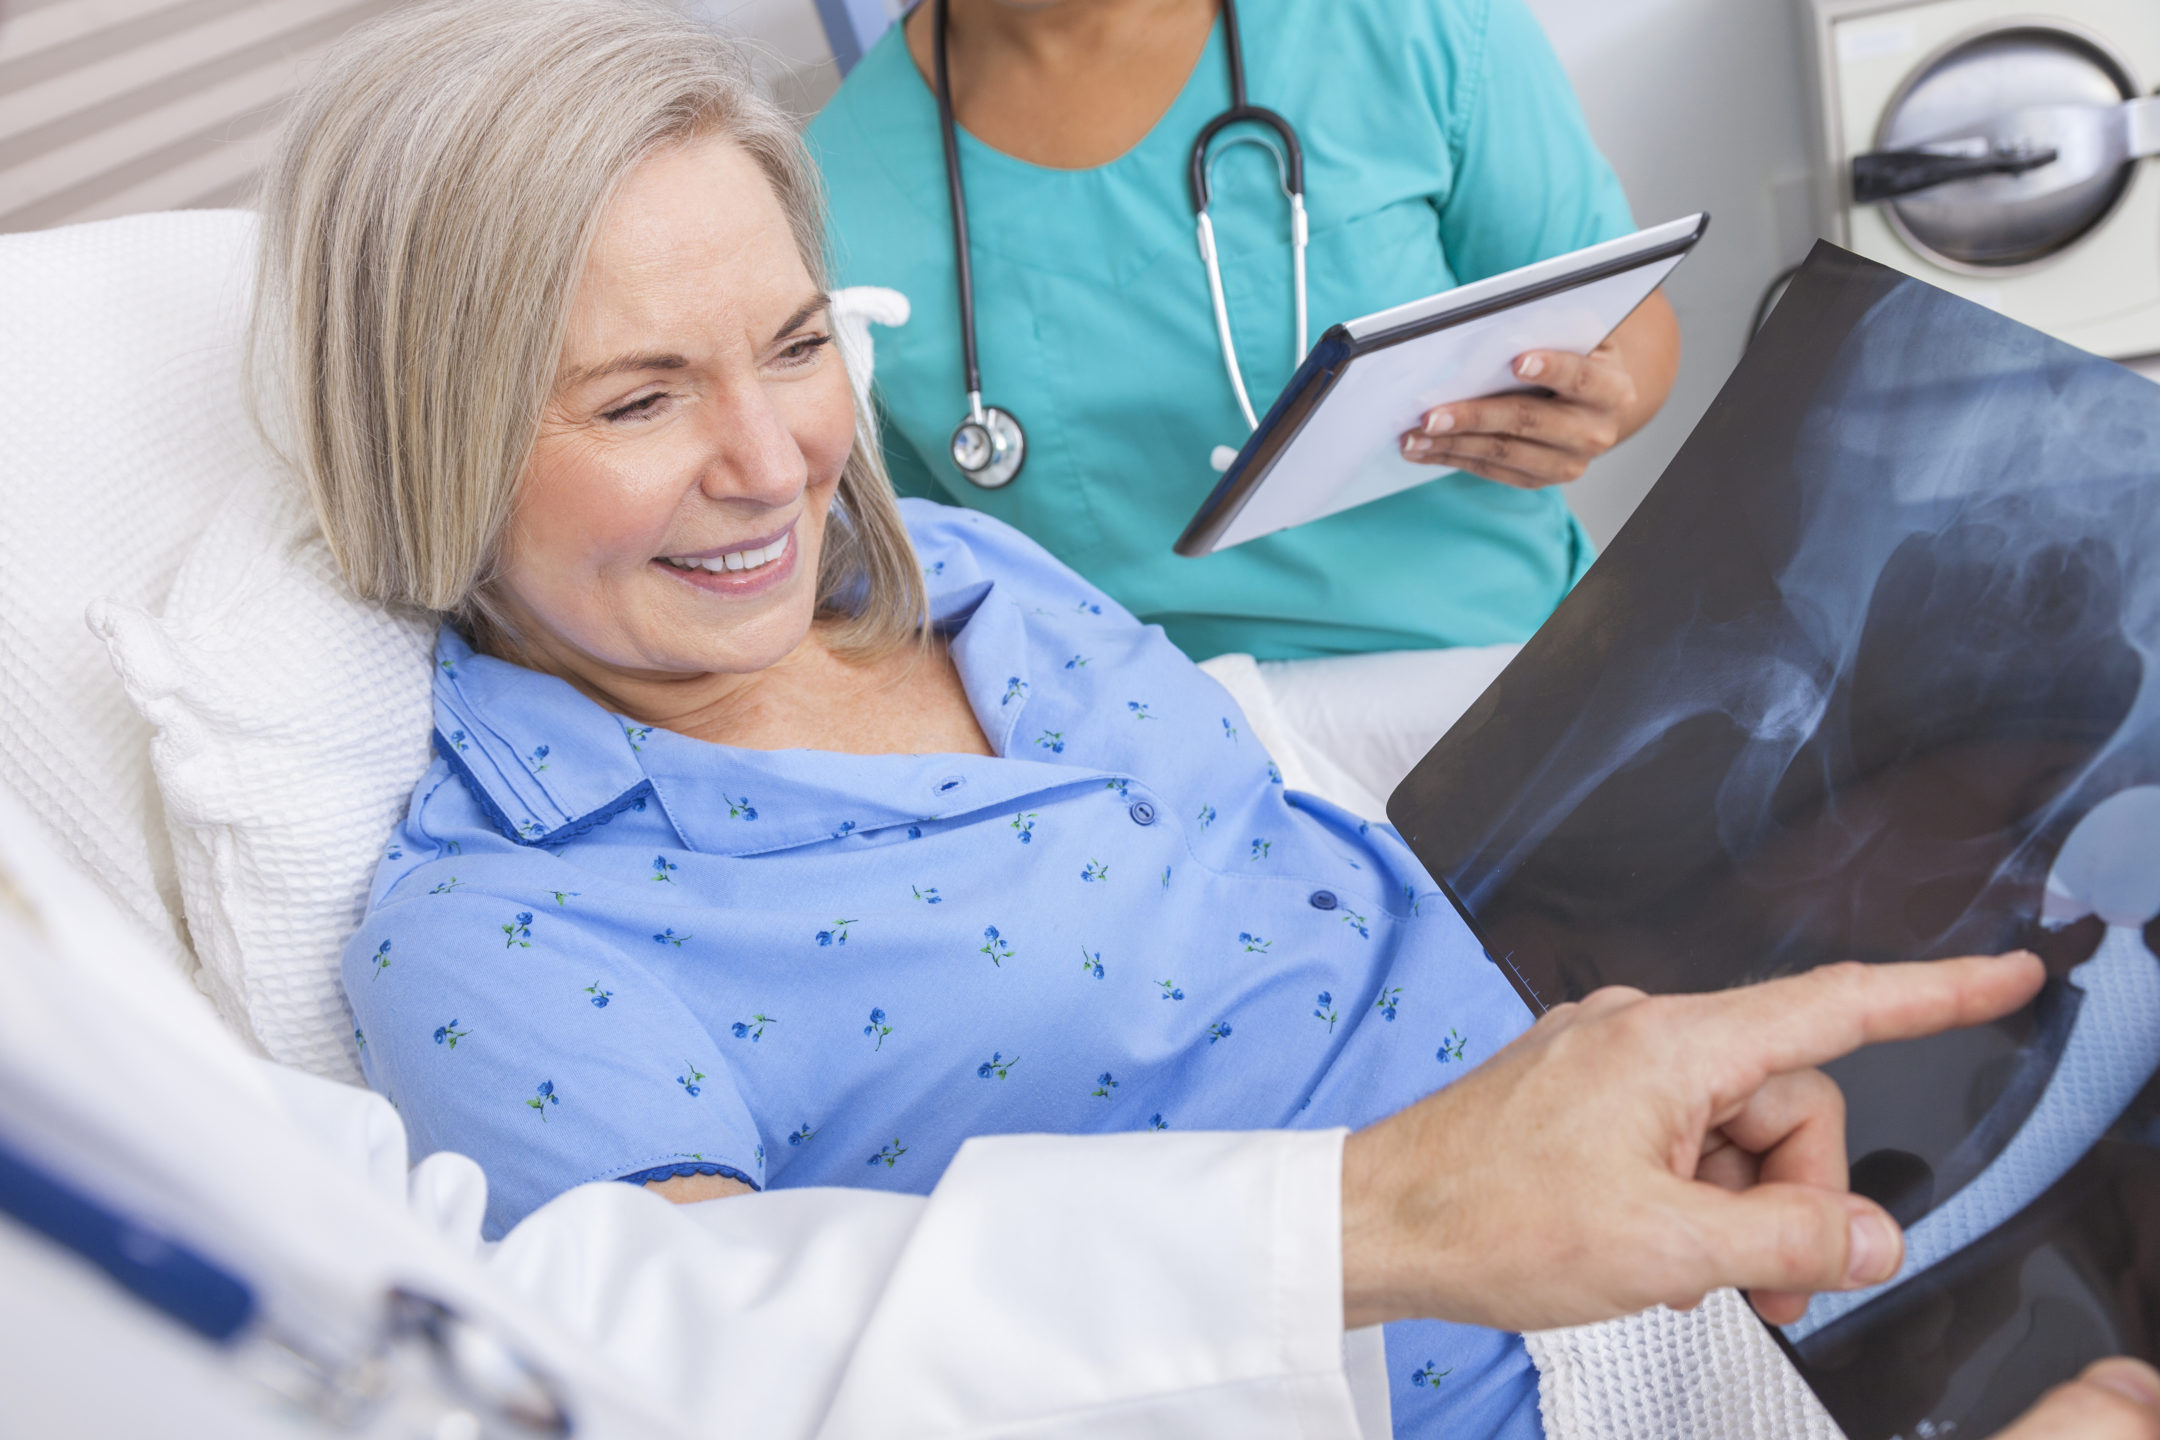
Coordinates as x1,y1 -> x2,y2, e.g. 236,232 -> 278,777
1847,1211 -> 1899,1286
1983,949 -> 2043,975
1516,355 -> 1544,380
1425,411 -> 1455,434
1403,437 -> 1431,458
2086,1359 -> 2160,1410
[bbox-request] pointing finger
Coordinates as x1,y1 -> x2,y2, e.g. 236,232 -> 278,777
1689,953 -> 2044,1099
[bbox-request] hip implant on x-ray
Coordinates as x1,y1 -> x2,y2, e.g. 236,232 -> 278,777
1783,786 -> 2160,1343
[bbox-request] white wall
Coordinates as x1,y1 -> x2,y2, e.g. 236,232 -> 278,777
1525,0 -> 1820,544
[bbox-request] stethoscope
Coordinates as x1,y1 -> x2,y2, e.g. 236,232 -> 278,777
933,0 -> 1308,489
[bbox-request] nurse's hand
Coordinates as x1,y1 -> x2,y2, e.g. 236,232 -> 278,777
1339,949 -> 2046,1333
1400,291 -> 1680,488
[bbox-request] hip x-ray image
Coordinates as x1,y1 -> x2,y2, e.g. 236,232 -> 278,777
1390,244 -> 2160,1440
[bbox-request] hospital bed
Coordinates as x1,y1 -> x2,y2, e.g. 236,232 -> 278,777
0,210 -> 1828,1439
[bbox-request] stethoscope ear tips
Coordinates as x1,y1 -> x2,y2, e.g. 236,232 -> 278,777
951,404 -> 1026,489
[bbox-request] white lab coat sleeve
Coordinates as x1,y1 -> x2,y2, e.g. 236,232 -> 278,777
822,1129 -> 1360,1439
482,1128 -> 1366,1440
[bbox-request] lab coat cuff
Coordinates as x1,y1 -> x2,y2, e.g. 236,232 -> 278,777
818,1126 -> 1367,1438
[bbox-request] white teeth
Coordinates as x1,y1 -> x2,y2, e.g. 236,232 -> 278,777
665,535 -> 788,575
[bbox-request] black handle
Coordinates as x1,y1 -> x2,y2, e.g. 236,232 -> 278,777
1851,146 -> 2059,204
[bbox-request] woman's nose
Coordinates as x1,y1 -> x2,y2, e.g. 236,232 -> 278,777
696,380 -> 810,506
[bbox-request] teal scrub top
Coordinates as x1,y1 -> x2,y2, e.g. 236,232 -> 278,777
806,0 -> 1637,661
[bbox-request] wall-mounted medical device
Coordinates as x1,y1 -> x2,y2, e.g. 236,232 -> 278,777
1801,0 -> 2160,360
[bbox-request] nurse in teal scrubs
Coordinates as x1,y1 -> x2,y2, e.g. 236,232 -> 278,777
806,0 -> 1679,670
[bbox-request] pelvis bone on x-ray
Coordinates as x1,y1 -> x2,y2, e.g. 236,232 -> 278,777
1389,245 -> 2160,1440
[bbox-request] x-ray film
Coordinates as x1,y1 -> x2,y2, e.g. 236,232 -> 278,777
1389,244 -> 2160,1440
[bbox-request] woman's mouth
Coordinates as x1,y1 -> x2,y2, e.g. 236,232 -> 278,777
654,524 -> 797,594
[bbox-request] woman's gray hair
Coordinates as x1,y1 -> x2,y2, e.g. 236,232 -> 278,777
250,0 -> 924,655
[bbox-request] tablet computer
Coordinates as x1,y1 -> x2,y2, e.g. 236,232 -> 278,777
1174,213 -> 1709,557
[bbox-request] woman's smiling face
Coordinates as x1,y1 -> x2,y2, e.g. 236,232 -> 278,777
490,132 -> 856,688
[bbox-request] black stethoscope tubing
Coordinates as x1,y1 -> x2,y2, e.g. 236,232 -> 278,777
933,0 -> 982,406
934,0 -> 1028,488
934,0 -> 1307,489
1185,0 -> 1301,213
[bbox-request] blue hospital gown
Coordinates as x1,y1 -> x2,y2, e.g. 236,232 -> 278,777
345,501 -> 1541,1437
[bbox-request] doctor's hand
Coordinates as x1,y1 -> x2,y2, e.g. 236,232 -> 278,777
1338,950 -> 2046,1334
1400,291 -> 1680,488
1991,1361 -> 2160,1440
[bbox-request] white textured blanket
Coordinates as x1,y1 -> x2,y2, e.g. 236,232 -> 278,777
1531,1291 -> 1842,1439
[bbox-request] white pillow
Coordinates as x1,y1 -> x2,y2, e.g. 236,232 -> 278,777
0,210 -> 261,979
94,466 -> 435,1082
92,285 -> 912,1082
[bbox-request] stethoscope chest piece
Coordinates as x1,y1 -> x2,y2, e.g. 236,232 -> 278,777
931,0 -> 1289,489
951,401 -> 1026,489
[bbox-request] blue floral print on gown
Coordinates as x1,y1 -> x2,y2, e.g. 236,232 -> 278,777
343,501 -> 1541,1440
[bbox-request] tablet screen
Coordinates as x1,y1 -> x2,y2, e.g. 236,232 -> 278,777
1209,259 -> 1688,549
1178,215 -> 1705,555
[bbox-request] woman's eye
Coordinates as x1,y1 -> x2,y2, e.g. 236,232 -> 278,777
777,333 -> 832,366
603,392 -> 667,423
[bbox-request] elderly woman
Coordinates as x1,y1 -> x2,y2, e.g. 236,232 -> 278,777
256,4 -> 2020,1435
